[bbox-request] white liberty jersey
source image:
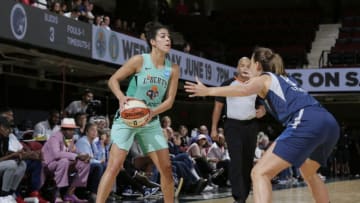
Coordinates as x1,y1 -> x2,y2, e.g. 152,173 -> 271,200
260,72 -> 319,125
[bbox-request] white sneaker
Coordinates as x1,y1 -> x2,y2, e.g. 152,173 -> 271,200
4,195 -> 17,203
203,185 -> 214,192
143,187 -> 160,198
318,173 -> 326,181
278,179 -> 290,185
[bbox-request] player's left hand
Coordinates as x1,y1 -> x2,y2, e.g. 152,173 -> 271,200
184,77 -> 209,97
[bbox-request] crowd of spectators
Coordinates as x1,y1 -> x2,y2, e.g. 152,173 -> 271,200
17,0 -> 141,38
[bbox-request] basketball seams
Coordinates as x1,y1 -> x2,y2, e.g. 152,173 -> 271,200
121,99 -> 150,127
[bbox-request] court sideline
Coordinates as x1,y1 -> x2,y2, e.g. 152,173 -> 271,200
187,179 -> 360,203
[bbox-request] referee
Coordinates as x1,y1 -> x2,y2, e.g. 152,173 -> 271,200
211,57 -> 265,203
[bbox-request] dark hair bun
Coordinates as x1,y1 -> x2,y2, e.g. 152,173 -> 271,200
144,21 -> 164,39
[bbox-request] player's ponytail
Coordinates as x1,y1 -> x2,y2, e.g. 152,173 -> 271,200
252,47 -> 287,76
270,53 -> 287,76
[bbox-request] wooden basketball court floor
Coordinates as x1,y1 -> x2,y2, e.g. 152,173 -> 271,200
188,179 -> 360,203
108,178 -> 360,203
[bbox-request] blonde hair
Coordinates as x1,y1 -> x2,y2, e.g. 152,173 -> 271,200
252,47 -> 287,76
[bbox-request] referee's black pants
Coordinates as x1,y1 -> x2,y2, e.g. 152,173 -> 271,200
224,118 -> 259,203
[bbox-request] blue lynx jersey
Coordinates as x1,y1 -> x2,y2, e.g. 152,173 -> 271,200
126,54 -> 172,108
260,72 -> 319,125
261,72 -> 339,167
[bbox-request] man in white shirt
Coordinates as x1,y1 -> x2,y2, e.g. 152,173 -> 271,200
211,57 -> 266,203
33,109 -> 60,140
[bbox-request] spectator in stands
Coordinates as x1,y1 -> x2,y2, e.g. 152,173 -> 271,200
76,123 -> 105,201
254,132 -> 271,163
178,125 -> 190,152
117,142 -> 160,198
64,89 -> 94,117
190,1 -> 202,16
61,2 -> 68,14
187,134 -> 222,191
72,0 -> 83,11
129,21 -> 138,35
89,115 -> 108,131
5,116 -> 49,203
50,2 -> 62,15
140,32 -> 146,41
94,15 -> 103,26
112,18 -> 123,33
33,109 -> 60,140
85,2 -> 95,23
175,0 -> 189,15
166,130 -> 207,194
0,107 -> 21,139
0,116 -> 27,203
183,41 -> 192,54
17,119 -> 33,139
191,125 -> 212,145
254,132 -> 266,164
42,118 -> 90,203
63,6 -> 81,20
122,20 -> 130,34
73,112 -> 88,141
207,133 -> 230,186
95,128 -> 111,166
161,116 -> 174,137
103,16 -> 111,30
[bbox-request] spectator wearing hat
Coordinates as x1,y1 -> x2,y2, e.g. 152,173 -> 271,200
0,116 -> 26,202
187,134 -> 223,190
187,134 -> 210,173
42,118 -> 90,203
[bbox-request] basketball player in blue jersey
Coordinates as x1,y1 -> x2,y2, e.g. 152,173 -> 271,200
96,22 -> 180,203
185,47 -> 339,203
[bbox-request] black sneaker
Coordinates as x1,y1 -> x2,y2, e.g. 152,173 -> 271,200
211,168 -> 224,179
193,178 -> 208,194
134,171 -> 160,188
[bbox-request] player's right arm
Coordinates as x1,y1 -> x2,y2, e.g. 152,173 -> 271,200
108,55 -> 143,109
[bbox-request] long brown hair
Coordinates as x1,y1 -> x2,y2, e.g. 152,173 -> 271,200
252,47 -> 287,76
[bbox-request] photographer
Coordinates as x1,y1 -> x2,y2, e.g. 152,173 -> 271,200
64,89 -> 101,117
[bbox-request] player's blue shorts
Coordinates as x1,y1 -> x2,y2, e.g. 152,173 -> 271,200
273,105 -> 340,167
110,110 -> 168,154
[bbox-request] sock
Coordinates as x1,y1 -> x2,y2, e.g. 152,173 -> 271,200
191,168 -> 200,180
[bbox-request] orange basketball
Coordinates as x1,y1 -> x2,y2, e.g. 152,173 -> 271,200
121,99 -> 150,127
